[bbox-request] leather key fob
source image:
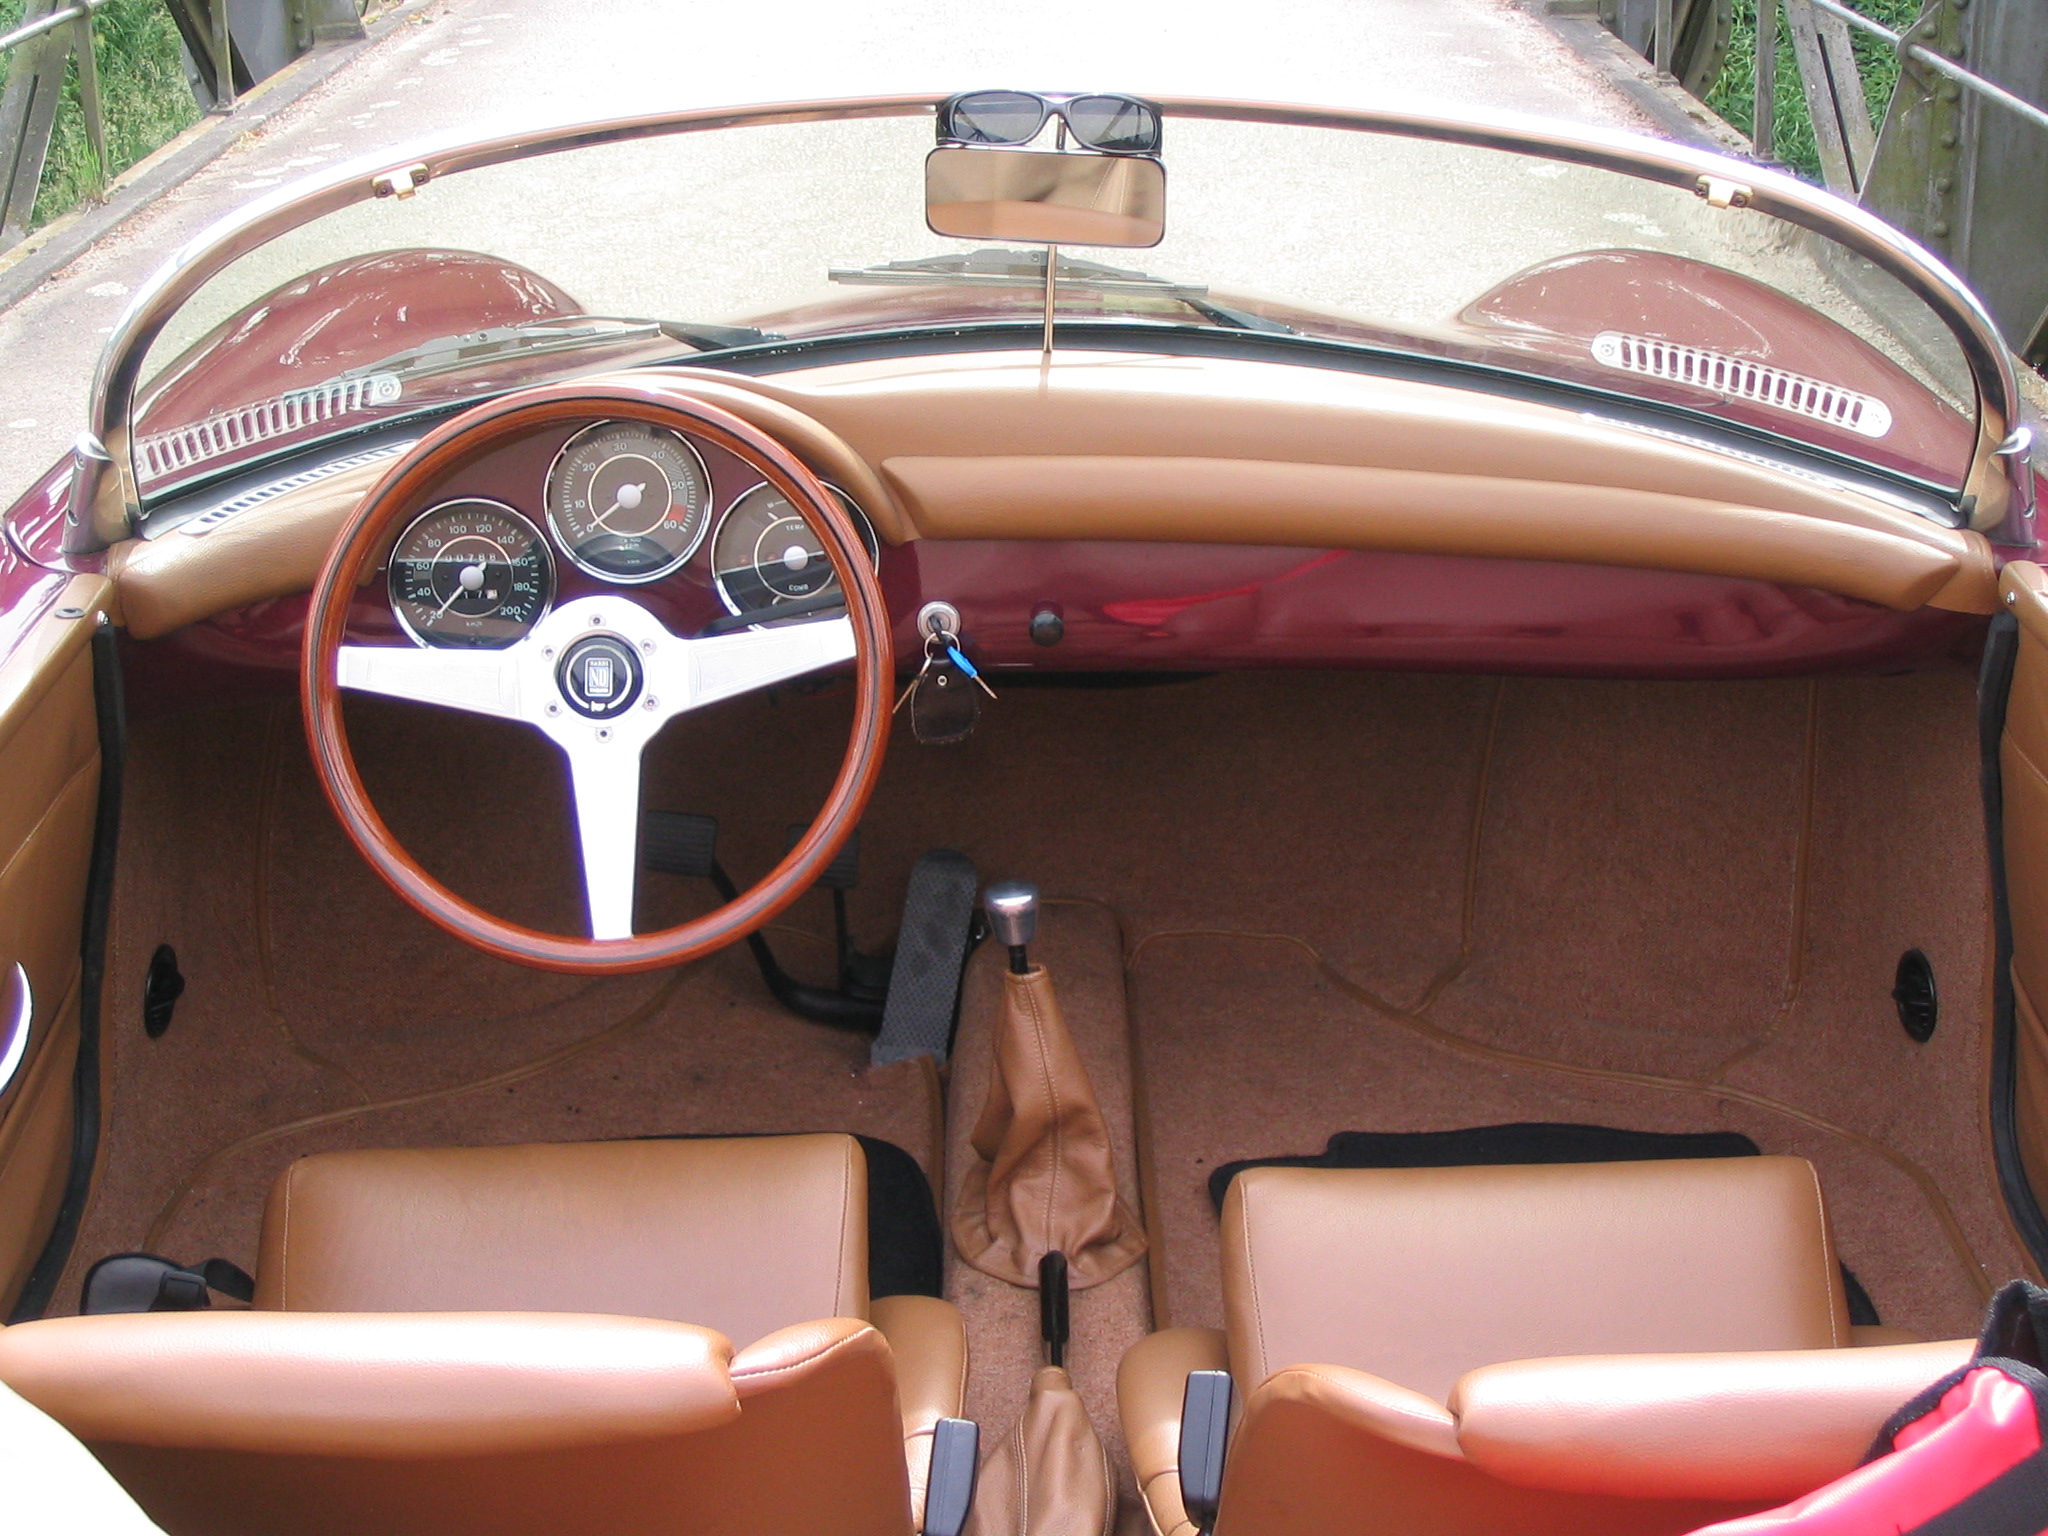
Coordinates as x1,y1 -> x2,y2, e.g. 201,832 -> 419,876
911,660 -> 980,745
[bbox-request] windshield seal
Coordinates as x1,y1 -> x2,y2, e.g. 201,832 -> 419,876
68,94 -> 2027,552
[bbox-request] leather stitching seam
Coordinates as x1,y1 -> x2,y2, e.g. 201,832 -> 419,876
277,1162 -> 295,1310
835,1136 -> 855,1319
1239,1190 -> 1270,1387
729,1323 -> 877,1385
950,1317 -> 969,1416
1009,1412 -> 1029,1536
0,752 -> 97,886
1023,977 -> 1063,1257
1800,1162 -> 1841,1348
2005,733 -> 2048,798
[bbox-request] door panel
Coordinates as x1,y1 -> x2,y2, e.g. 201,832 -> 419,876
0,575 -> 110,1313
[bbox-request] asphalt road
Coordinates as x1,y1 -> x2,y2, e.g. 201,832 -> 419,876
0,0 -> 1663,501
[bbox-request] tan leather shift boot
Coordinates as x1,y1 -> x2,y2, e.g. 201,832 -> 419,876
963,1366 -> 1115,1536
952,965 -> 1145,1288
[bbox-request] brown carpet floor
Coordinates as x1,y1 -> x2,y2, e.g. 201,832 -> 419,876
60,694 -> 939,1301
62,660 -> 2033,1437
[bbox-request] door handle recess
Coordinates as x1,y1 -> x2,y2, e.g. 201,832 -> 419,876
0,964 -> 31,1095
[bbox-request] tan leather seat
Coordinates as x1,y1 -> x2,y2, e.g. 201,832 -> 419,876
1,1134 -> 968,1536
1119,1157 -> 1972,1536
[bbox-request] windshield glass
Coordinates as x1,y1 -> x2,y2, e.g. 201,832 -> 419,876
132,109 -> 1978,502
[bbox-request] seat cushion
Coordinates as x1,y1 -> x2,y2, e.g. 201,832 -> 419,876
255,1135 -> 868,1349
1221,1156 -> 1849,1402
0,1311 -> 915,1536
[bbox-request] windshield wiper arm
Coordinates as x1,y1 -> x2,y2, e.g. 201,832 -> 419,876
832,249 -> 1207,297
333,315 -> 780,387
828,250 -> 1294,332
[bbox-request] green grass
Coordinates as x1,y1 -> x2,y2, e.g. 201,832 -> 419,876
0,0 -> 200,229
1705,0 -> 1924,181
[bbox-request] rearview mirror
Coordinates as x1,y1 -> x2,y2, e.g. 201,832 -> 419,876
925,146 -> 1165,248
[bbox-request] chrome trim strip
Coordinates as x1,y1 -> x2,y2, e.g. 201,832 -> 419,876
0,963 -> 31,1096
1580,413 -> 1959,524
69,93 -> 2026,551
163,438 -> 416,538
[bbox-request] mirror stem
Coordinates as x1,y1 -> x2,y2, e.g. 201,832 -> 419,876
1042,243 -> 1057,360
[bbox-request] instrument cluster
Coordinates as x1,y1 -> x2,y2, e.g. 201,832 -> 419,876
385,417 -> 877,649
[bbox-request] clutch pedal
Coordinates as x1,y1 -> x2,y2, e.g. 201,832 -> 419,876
642,810 -> 882,1031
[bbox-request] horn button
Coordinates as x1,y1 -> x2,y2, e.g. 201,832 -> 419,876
556,633 -> 644,719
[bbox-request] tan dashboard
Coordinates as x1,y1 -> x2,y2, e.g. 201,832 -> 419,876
108,349 -> 1998,642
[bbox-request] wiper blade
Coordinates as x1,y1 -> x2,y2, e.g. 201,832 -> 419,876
334,315 -> 780,386
832,248 -> 1207,297
827,250 -> 1294,333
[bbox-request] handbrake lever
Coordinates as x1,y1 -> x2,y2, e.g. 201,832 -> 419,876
921,1416 -> 980,1536
1179,1369 -> 1234,1535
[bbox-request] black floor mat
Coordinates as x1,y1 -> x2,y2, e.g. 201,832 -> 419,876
855,1134 -> 944,1300
1209,1121 -> 1881,1325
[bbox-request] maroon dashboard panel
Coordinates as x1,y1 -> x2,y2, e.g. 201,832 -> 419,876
885,541 -> 1981,680
124,534 -> 1981,724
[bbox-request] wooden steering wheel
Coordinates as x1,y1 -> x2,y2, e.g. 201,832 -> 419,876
301,377 -> 892,974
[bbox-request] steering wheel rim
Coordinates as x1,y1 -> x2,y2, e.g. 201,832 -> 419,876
301,374 -> 893,975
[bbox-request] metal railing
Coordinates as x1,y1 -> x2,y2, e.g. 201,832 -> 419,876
0,0 -> 119,246
1754,0 -> 2048,194
1739,0 -> 2047,361
0,0 -> 363,255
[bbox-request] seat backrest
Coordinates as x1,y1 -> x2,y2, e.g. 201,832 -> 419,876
255,1133 -> 868,1348
1210,1341 -> 1972,1536
1221,1157 -> 1849,1401
0,1309 -> 915,1536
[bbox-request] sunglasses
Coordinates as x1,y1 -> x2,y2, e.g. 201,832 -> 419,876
937,91 -> 1163,156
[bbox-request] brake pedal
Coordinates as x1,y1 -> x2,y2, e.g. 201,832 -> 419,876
872,849 -> 981,1066
642,810 -> 718,879
643,810 -> 883,1031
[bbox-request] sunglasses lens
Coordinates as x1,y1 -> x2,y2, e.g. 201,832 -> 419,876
945,91 -> 1045,144
1065,95 -> 1160,153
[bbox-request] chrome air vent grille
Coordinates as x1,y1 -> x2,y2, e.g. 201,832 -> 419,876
1590,332 -> 1892,439
135,372 -> 402,482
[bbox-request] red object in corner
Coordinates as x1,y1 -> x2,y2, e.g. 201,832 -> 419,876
1688,1365 -> 2047,1536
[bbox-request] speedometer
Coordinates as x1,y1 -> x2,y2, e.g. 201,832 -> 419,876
545,419 -> 712,583
712,482 -> 878,622
388,499 -> 554,649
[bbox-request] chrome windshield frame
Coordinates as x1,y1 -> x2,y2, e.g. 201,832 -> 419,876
65,92 -> 2031,553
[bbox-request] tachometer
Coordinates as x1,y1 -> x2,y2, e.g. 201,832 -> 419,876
389,499 -> 554,649
546,419 -> 712,583
712,482 -> 877,622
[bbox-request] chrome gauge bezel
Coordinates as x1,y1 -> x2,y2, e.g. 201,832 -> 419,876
711,481 -> 880,624
544,419 -> 714,586
388,497 -> 556,650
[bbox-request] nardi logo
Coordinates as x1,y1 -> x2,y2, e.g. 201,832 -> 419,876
556,634 -> 642,719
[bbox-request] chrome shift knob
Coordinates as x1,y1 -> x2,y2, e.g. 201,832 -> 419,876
985,880 -> 1039,950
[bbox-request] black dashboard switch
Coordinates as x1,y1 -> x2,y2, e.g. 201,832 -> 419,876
1030,606 -> 1064,646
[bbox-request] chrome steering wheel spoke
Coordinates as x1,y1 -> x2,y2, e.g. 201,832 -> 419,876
335,596 -> 857,941
335,643 -> 525,719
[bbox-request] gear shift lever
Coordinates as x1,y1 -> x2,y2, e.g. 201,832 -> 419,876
985,880 -> 1038,975
953,877 -> 1145,1289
